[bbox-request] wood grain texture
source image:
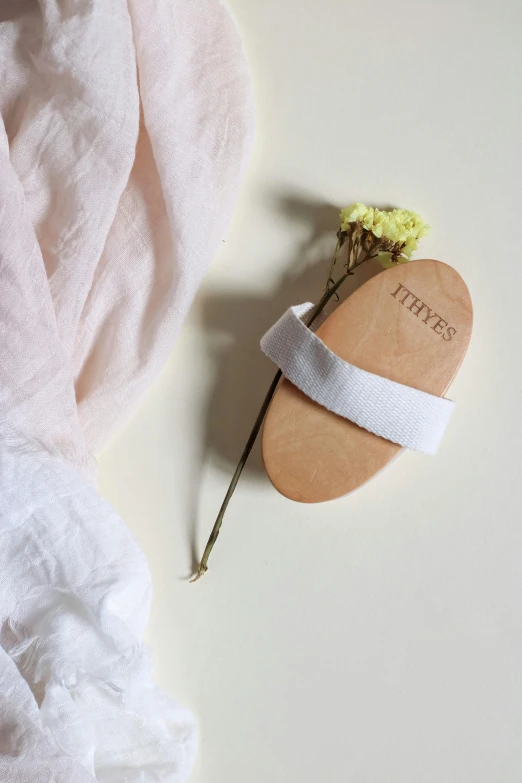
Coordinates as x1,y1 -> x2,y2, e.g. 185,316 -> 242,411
261,259 -> 473,503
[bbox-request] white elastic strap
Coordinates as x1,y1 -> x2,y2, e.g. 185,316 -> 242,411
260,303 -> 455,455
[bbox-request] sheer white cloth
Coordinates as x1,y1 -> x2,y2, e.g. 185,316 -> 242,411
0,0 -> 253,780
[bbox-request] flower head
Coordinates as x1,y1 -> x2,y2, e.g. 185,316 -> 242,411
340,203 -> 429,261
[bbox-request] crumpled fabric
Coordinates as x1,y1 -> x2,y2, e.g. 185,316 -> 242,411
0,0 -> 253,780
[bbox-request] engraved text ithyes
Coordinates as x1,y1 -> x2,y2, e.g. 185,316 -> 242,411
391,283 -> 457,341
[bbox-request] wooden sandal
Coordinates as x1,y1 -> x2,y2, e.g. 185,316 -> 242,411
260,259 -> 472,503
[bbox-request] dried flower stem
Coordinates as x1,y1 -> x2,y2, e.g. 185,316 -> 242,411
191,249 -> 375,582
325,238 -> 341,290
190,272 -> 350,582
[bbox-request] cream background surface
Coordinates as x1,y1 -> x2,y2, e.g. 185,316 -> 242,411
99,1 -> 522,781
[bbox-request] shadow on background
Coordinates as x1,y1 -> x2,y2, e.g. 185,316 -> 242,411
199,193 -> 383,479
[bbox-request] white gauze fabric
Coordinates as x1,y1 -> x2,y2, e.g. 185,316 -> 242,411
0,1 -> 253,781
261,304 -> 455,455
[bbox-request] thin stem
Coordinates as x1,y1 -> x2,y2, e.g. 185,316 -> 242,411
190,368 -> 282,583
191,271 -> 351,582
325,239 -> 341,291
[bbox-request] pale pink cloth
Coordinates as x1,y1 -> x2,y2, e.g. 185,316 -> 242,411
0,0 -> 253,780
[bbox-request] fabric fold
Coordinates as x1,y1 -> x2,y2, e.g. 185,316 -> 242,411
0,0 -> 253,779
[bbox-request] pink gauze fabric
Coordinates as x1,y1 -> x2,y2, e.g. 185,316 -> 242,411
0,1 -> 253,781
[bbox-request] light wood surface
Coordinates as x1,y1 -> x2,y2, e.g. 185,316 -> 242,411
262,259 -> 473,503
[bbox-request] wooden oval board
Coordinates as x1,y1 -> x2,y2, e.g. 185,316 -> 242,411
261,259 -> 473,503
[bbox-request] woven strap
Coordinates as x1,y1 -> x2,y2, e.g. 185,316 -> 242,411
260,304 -> 455,455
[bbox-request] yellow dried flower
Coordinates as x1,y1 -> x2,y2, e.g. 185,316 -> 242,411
339,202 -> 430,260
340,203 -> 368,227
